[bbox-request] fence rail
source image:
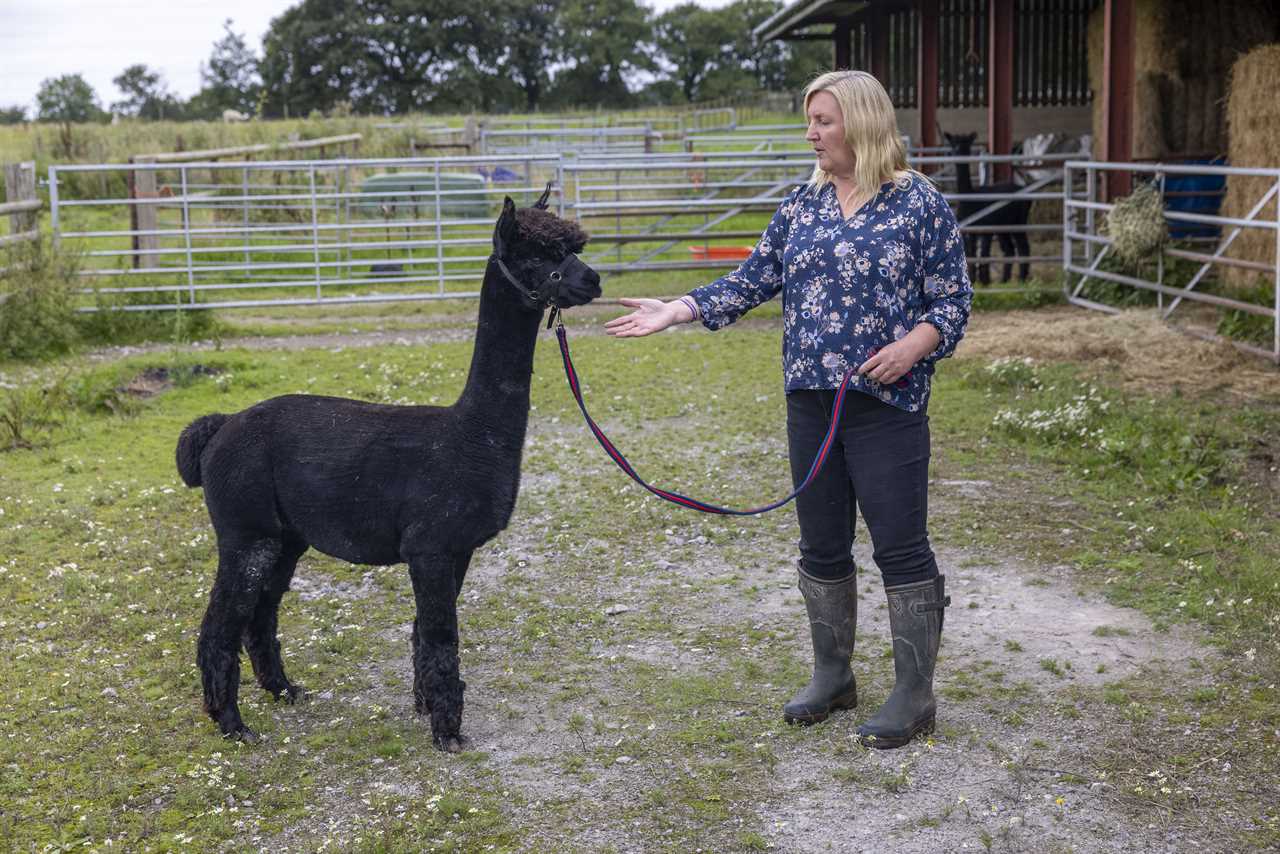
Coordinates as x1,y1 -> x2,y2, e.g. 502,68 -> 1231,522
1063,160 -> 1280,362
36,150 -> 1280,362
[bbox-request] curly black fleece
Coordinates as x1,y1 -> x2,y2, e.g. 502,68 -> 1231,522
178,197 -> 600,749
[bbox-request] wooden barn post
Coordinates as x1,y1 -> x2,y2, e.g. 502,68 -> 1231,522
1101,0 -> 1135,200
870,5 -> 890,84
834,20 -> 852,70
918,0 -> 940,154
987,0 -> 1015,182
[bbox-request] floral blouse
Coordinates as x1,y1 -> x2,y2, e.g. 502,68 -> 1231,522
687,173 -> 972,413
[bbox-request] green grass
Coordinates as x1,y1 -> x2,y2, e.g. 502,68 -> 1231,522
1,301 -> 1278,849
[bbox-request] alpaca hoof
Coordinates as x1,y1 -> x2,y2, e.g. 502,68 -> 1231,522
278,684 -> 305,705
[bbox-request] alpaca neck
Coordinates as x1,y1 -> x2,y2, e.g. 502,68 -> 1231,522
954,153 -> 974,194
455,259 -> 543,433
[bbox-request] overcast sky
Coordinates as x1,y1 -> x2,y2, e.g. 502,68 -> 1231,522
0,0 -> 737,112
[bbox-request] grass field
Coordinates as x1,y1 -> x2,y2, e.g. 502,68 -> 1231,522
1,293 -> 1277,851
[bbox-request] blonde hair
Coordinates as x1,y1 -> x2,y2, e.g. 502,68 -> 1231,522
803,70 -> 915,194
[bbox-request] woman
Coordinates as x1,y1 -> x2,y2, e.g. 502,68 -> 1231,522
604,70 -> 972,749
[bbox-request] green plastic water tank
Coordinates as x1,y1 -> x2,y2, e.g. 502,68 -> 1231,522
355,172 -> 491,219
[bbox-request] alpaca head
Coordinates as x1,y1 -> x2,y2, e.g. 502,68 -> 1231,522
943,131 -> 977,155
492,190 -> 601,310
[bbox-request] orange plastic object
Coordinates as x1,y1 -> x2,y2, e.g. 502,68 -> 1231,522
689,245 -> 754,261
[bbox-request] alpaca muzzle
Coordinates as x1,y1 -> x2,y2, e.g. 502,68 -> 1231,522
490,252 -> 599,313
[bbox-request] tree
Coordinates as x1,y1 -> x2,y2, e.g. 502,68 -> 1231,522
36,73 -> 104,156
36,74 -> 102,123
494,0 -> 561,111
550,0 -> 653,108
260,0 -> 474,117
260,0 -> 362,118
652,3 -> 738,102
0,105 -> 27,125
198,19 -> 262,116
112,64 -> 181,120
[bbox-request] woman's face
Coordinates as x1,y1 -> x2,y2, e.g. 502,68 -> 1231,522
805,90 -> 854,179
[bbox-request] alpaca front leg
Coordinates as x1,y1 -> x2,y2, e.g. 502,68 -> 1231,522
406,550 -> 466,752
198,538 -> 280,741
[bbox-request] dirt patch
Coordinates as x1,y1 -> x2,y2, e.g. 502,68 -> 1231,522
118,364 -> 222,398
959,306 -> 1279,399
760,544 -> 1216,854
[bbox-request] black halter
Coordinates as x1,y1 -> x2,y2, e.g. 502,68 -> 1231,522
489,182 -> 571,328
489,253 -> 576,328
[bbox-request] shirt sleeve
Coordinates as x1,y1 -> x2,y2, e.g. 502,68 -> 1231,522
686,187 -> 799,330
917,183 -> 973,361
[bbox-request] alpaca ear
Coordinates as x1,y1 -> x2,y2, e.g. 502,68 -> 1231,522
494,196 -> 517,253
534,181 -> 553,210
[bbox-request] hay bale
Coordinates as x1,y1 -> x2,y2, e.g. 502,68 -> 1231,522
1222,43 -> 1280,289
1089,1 -> 1277,162
1105,181 -> 1166,266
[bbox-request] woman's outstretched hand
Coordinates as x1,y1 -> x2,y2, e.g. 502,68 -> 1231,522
604,298 -> 691,338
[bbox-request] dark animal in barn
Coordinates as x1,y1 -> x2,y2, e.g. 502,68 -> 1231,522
176,189 -> 601,751
944,131 -> 1032,283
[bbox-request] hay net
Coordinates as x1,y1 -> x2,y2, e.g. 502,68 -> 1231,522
1105,180 -> 1166,267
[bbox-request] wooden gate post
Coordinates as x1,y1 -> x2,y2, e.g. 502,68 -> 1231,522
4,161 -> 37,235
130,156 -> 160,269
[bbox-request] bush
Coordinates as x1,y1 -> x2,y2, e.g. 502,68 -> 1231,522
74,287 -> 222,348
0,238 -> 80,360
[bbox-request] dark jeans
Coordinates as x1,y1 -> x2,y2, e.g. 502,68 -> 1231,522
786,389 -> 939,587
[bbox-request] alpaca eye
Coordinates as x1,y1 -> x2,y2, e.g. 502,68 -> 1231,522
549,271 -> 562,282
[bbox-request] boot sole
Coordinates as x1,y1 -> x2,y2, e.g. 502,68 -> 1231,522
783,688 -> 858,726
856,716 -> 934,749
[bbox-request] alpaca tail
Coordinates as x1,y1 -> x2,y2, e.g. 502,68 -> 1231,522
176,413 -> 229,487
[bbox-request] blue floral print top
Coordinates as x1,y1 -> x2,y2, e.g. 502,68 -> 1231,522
687,173 -> 972,413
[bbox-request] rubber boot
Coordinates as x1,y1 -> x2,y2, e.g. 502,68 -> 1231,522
856,575 -> 950,749
783,563 -> 858,725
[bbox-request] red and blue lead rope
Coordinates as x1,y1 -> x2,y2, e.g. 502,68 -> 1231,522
554,322 -> 855,516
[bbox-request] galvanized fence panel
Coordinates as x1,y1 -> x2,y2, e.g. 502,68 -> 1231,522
50,155 -> 562,310
47,148 -> 1085,309
1062,159 -> 1280,362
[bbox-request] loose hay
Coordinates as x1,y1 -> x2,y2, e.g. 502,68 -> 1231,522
1104,181 -> 1166,267
958,306 -> 1278,399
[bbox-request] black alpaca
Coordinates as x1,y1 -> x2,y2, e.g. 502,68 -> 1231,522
943,132 -> 1032,283
176,190 -> 601,750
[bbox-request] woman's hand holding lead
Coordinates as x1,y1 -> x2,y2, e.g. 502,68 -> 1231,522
604,298 -> 687,338
857,324 -> 939,385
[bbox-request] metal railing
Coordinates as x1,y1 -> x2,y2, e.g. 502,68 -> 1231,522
50,155 -> 562,310
45,149 -> 1080,309
1063,160 -> 1279,362
42,149 -> 1280,362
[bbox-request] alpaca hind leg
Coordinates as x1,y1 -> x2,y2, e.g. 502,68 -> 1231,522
243,532 -> 307,703
997,233 -> 1016,282
198,537 -> 281,741
1014,232 -> 1031,280
405,548 -> 466,752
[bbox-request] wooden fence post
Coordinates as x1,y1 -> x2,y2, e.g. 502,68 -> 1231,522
130,155 -> 160,269
4,161 -> 37,235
